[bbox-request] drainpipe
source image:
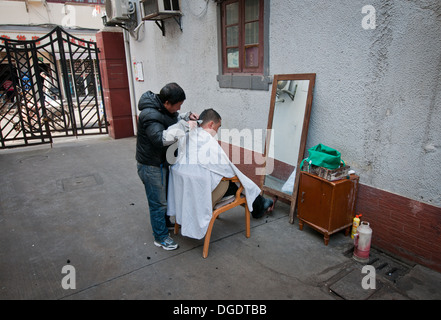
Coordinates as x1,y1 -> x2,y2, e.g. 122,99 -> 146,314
123,29 -> 138,136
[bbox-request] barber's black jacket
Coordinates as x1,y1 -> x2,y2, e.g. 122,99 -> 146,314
136,91 -> 179,167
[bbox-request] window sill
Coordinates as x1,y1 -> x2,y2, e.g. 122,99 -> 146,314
217,74 -> 272,91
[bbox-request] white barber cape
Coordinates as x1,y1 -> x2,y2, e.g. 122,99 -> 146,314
167,127 -> 261,240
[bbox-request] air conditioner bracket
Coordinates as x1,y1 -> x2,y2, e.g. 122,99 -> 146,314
153,15 -> 182,36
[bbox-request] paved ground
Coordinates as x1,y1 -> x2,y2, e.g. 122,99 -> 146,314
1,135 -> 440,302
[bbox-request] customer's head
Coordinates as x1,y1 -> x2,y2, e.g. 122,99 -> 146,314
159,83 -> 186,113
199,108 -> 222,136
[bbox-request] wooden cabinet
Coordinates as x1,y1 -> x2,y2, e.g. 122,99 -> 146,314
297,172 -> 359,245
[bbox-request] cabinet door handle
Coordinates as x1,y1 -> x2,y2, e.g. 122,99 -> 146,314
301,191 -> 305,203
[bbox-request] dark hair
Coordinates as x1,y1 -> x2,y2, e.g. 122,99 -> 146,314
199,108 -> 221,126
158,83 -> 186,105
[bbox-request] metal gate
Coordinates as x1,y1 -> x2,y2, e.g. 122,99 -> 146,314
0,26 -> 107,148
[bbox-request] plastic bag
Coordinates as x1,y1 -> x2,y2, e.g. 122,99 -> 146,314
301,143 -> 345,170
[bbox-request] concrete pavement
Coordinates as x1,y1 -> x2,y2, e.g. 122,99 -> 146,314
1,135 -> 440,300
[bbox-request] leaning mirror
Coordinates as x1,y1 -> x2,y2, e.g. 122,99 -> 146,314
260,74 -> 316,223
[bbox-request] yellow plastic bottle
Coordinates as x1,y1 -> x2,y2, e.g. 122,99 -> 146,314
351,214 -> 362,239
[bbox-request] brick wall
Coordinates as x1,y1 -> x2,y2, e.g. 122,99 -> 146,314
222,142 -> 441,273
355,184 -> 441,273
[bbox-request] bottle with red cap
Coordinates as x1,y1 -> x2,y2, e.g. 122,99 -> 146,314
351,214 -> 362,239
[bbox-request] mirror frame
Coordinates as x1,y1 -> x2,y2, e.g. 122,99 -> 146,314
260,73 -> 316,224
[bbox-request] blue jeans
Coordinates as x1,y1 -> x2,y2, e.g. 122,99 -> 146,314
137,163 -> 169,242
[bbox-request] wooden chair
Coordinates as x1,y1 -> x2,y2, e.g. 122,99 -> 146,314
174,176 -> 251,258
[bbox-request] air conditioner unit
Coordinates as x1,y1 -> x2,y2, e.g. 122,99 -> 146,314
105,0 -> 131,24
141,0 -> 181,20
276,80 -> 297,101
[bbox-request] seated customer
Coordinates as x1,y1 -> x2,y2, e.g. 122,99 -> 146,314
167,108 -> 273,240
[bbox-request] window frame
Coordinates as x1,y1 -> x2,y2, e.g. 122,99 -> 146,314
222,0 -> 264,74
217,0 -> 271,91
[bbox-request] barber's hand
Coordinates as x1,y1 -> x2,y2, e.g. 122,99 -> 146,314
189,112 -> 199,121
188,120 -> 197,130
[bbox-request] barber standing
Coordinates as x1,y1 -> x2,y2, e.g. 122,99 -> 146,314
136,83 -> 198,251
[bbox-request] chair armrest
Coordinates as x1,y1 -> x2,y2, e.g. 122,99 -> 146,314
221,176 -> 240,183
220,176 -> 244,199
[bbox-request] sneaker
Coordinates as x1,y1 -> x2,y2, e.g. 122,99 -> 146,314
154,235 -> 179,251
252,196 -> 274,219
263,198 -> 274,212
